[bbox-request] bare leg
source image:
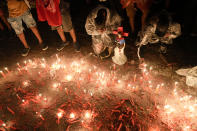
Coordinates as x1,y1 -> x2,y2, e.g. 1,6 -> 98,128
0,9 -> 11,30
30,26 -> 43,44
126,4 -> 136,32
69,28 -> 77,43
57,27 -> 66,42
18,33 -> 29,48
141,10 -> 148,31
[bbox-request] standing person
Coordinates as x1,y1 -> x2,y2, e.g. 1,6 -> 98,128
7,0 -> 48,56
36,0 -> 80,51
36,0 -> 67,51
59,0 -> 80,52
85,5 -> 121,59
121,0 -> 153,33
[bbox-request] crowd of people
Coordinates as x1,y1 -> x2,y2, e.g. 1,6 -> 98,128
0,0 -> 196,65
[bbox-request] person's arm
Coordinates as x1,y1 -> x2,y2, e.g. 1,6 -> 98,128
136,24 -> 155,46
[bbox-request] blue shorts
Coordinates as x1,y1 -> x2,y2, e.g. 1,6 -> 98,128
8,10 -> 36,35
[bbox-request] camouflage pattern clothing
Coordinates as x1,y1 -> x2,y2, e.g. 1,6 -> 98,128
85,6 -> 121,55
136,19 -> 181,47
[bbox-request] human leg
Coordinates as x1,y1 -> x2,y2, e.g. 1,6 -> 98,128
30,27 -> 43,43
69,28 -> 80,52
0,9 -> 12,31
8,14 -> 31,56
126,4 -> 136,32
69,28 -> 77,43
61,8 -> 80,51
57,26 -> 66,42
141,9 -> 149,31
22,10 -> 48,50
56,26 -> 70,51
8,17 -> 29,48
22,11 -> 42,44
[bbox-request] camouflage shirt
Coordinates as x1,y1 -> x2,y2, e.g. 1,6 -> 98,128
85,6 -> 121,55
136,19 -> 181,46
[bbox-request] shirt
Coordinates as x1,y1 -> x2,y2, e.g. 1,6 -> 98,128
36,0 -> 62,26
7,0 -> 29,18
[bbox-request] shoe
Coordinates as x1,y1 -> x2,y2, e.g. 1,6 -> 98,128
73,41 -> 80,52
22,47 -> 30,56
41,42 -> 48,51
57,41 -> 69,51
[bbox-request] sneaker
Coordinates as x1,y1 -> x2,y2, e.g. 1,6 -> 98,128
41,42 -> 48,51
22,47 -> 30,56
73,41 -> 80,52
57,41 -> 69,51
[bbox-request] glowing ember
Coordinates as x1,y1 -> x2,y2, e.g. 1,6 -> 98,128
53,83 -> 59,88
22,80 -> 30,87
65,75 -> 72,81
57,112 -> 63,118
84,111 -> 91,119
0,55 -> 196,130
70,113 -> 75,119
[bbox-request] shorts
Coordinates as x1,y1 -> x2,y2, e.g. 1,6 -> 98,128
51,12 -> 73,32
51,25 -> 63,30
61,8 -> 73,32
51,1 -> 73,32
8,10 -> 36,35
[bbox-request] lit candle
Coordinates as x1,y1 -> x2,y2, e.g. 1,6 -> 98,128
133,74 -> 136,82
0,70 -> 5,77
17,62 -> 21,68
4,67 -> 9,73
70,112 -> 75,119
